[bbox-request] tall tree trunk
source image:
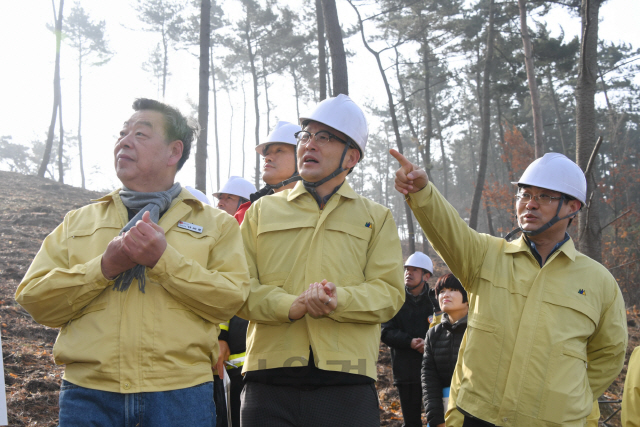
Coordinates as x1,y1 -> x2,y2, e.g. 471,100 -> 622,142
422,41 -> 433,181
162,28 -> 168,99
226,88 -> 234,179
484,199 -> 495,236
575,0 -> 602,261
77,49 -> 85,188
210,46 -> 220,190
39,0 -> 64,178
316,0 -> 327,101
350,1 -> 415,254
196,0 -> 210,192
547,69 -> 567,156
321,0 -> 348,96
58,94 -> 64,183
241,75 -> 247,178
469,0 -> 495,230
291,65 -> 301,119
245,21 -> 261,188
433,107 -> 449,198
518,0 -> 544,157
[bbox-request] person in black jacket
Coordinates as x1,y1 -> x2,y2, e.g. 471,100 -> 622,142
382,252 -> 440,427
421,274 -> 468,427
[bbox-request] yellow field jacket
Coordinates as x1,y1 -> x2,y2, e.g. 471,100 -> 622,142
622,346 -> 640,426
237,181 -> 405,380
16,188 -> 250,393
407,183 -> 627,426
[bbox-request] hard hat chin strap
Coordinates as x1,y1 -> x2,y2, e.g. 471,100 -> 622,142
405,278 -> 425,292
301,142 -> 351,189
269,172 -> 301,190
504,197 -> 579,241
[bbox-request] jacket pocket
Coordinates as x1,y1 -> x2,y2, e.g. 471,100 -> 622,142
462,315 -> 503,403
55,298 -> 113,369
153,297 -> 216,370
323,221 -> 371,272
540,343 -> 592,422
166,226 -> 212,268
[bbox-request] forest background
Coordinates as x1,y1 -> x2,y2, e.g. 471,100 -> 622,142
0,0 -> 639,310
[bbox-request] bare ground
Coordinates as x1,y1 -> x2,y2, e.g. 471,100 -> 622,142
0,170 -> 637,426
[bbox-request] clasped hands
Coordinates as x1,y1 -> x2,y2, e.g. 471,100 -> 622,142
100,211 -> 167,279
288,279 -> 338,320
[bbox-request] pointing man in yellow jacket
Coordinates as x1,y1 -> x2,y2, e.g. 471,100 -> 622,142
392,150 -> 627,426
238,94 -> 405,427
16,98 -> 249,426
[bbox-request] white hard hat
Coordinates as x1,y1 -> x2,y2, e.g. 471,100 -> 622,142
512,153 -> 587,205
404,252 -> 433,275
255,121 -> 301,155
213,176 -> 257,200
185,186 -> 211,205
299,94 -> 368,157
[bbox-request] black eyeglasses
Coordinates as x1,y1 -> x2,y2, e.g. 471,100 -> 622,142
294,130 -> 348,147
515,192 -> 563,205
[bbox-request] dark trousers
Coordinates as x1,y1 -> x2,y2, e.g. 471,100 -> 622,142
214,372 -> 244,427
462,415 -> 496,427
240,381 -> 380,427
396,383 -> 424,427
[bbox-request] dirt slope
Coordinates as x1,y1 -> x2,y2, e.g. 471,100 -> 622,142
0,170 -> 637,426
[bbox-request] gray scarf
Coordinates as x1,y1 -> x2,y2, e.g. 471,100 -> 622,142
113,182 -> 183,293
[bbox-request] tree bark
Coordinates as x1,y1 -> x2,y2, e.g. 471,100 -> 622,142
349,0 -> 415,254
196,0 -> 210,193
518,0 -> 544,157
244,19 -> 261,188
39,0 -> 64,178
77,46 -> 85,188
575,0 -> 602,261
321,0 -> 348,96
422,41 -> 433,181
316,0 -> 327,101
469,0 -> 495,231
546,68 -> 567,156
58,94 -> 64,183
210,46 -> 220,190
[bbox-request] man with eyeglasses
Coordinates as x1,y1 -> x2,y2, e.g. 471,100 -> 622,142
391,151 -> 627,427
237,94 -> 404,426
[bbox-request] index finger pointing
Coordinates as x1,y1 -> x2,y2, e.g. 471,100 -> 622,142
389,149 -> 413,171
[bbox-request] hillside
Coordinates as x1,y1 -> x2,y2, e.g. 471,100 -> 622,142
0,170 -> 637,426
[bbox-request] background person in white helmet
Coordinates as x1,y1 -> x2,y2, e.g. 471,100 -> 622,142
213,176 -> 256,217
233,120 -> 302,223
212,122 -> 302,427
381,251 -> 440,427
237,94 -> 405,427
392,150 -> 627,427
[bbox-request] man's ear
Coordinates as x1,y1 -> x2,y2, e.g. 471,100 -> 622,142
343,147 -> 360,170
167,140 -> 184,167
568,199 -> 582,215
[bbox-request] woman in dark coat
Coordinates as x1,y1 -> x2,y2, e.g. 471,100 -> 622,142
421,274 -> 468,427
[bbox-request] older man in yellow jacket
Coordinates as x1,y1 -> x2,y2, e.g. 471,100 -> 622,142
392,150 -> 627,427
16,98 -> 249,426
238,94 -> 405,427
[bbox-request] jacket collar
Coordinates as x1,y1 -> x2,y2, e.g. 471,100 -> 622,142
92,186 -> 206,210
504,234 -> 577,262
287,179 -> 358,202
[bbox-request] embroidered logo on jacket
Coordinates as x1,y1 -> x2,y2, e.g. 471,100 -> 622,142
365,222 -> 373,229
578,289 -> 587,296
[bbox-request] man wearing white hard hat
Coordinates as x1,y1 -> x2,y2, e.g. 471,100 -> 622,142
382,251 -> 440,427
213,176 -> 256,217
392,151 -> 627,426
238,94 -> 404,426
233,121 -> 302,224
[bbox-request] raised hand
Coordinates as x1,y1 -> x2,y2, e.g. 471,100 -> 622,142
390,149 -> 429,194
121,211 -> 167,268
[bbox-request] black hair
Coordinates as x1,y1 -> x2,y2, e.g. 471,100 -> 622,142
132,98 -> 199,170
435,273 -> 468,303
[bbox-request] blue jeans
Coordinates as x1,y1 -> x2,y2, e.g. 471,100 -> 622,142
58,380 -> 215,427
